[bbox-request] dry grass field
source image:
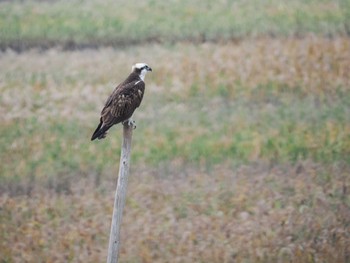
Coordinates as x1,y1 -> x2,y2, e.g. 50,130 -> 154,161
1,1 -> 350,262
1,163 -> 349,262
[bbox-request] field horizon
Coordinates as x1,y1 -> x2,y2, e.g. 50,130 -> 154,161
1,0 -> 350,51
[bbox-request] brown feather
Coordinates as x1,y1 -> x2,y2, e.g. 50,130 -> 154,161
91,71 -> 146,141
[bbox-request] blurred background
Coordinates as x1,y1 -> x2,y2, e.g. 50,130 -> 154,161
1,0 -> 349,262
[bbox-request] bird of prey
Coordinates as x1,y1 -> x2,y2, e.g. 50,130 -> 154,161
91,63 -> 152,141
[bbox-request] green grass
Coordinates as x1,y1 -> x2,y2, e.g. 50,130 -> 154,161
1,0 -> 350,49
0,38 -> 349,192
2,93 -> 349,191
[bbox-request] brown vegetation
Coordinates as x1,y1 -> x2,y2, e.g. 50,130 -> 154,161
1,163 -> 349,262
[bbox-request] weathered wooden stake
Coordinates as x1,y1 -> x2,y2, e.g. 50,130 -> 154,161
107,122 -> 134,263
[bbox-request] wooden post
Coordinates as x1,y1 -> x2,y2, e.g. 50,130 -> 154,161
107,122 -> 134,263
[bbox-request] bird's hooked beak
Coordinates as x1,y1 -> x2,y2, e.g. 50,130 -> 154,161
147,66 -> 152,72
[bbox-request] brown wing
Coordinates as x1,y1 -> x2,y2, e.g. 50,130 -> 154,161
100,80 -> 145,126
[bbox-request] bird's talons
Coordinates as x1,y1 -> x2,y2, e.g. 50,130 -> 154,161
123,119 -> 137,129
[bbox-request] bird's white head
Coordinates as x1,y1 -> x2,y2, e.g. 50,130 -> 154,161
132,63 -> 152,81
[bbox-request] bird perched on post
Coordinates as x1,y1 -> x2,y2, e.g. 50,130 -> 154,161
91,63 -> 152,141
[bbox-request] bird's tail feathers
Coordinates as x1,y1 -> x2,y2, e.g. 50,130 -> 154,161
91,122 -> 111,141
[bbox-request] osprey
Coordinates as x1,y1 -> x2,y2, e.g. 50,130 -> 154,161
91,63 -> 152,141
